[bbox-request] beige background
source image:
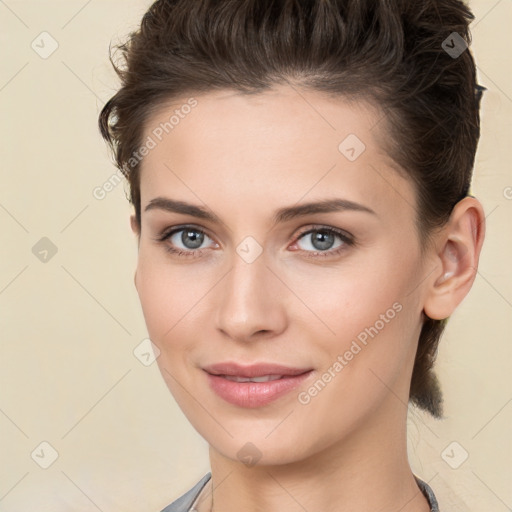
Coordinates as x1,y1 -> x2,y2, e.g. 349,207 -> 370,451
1,1 -> 511,510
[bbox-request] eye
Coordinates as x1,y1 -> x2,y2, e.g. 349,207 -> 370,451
153,224 -> 354,259
291,225 -> 354,258
154,225 -> 217,258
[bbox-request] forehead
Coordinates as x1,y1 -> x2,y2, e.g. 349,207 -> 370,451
143,85 -> 381,156
138,85 -> 416,223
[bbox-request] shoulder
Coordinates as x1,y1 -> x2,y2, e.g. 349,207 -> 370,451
160,473 -> 212,512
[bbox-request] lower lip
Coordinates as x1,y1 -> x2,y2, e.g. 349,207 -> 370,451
205,370 -> 314,408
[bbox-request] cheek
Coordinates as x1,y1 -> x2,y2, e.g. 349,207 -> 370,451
135,267 -> 170,342
294,300 -> 416,444
134,248 -> 224,399
293,254 -> 420,390
135,250 -> 197,346
288,255 -> 406,339
135,255 -> 205,401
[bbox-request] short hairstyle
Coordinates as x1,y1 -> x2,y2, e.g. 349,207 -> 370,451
98,0 -> 485,418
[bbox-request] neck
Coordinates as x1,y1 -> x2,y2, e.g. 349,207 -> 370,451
199,400 -> 430,512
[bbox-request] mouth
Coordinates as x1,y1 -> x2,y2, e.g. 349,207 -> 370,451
219,374 -> 288,383
202,362 -> 314,408
203,361 -> 313,378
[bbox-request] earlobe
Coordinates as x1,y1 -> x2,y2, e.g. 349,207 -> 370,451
423,196 -> 486,320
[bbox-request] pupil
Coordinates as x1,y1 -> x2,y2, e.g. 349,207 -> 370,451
183,230 -> 203,249
313,231 -> 334,251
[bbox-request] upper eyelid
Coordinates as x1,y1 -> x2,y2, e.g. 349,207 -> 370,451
295,224 -> 352,239
160,224 -> 214,242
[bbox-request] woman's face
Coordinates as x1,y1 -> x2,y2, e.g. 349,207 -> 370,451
133,85 -> 430,466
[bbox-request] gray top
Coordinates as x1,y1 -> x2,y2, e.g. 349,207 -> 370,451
161,472 -> 440,512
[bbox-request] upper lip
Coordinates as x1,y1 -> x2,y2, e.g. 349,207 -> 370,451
203,362 -> 313,378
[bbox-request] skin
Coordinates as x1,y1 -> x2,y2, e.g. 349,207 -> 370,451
129,84 -> 485,512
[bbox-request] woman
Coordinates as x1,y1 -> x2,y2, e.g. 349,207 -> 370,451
98,0 -> 486,510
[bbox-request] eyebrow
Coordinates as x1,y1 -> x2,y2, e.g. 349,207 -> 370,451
144,197 -> 377,225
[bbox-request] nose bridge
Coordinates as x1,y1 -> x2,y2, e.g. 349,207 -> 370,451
223,249 -> 271,317
215,246 -> 285,340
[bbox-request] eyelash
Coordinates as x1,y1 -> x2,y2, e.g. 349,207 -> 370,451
153,224 -> 355,260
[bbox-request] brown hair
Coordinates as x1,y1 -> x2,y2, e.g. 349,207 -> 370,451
98,0 -> 485,418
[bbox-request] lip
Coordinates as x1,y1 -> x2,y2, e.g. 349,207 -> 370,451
203,361 -> 313,378
203,362 -> 314,408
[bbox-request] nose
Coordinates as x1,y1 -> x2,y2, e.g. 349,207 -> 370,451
214,251 -> 288,343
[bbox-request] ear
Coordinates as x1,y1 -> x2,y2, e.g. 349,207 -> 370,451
423,196 -> 486,320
